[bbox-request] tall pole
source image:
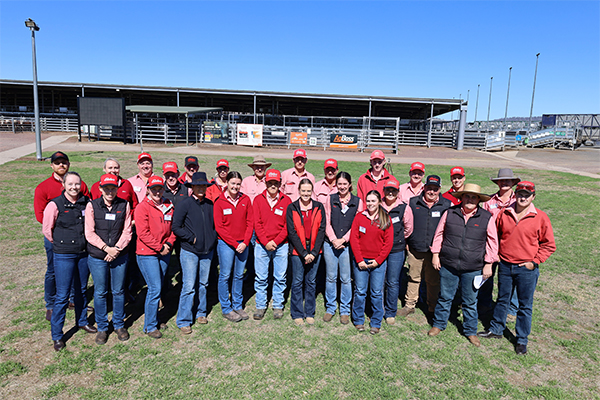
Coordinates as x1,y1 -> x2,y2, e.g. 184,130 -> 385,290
486,77 -> 493,132
528,53 -> 541,133
504,66 -> 512,130
26,19 -> 42,161
474,84 -> 480,124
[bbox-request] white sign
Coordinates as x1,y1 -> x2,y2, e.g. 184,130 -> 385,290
237,124 -> 263,147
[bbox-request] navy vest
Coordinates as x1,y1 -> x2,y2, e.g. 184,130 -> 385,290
163,183 -> 189,208
87,197 -> 129,259
329,193 -> 360,241
407,194 -> 451,253
51,193 -> 89,254
388,202 -> 407,253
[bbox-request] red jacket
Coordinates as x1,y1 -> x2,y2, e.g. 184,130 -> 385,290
442,188 -> 461,205
206,182 -> 225,202
134,197 -> 177,255
90,176 -> 139,209
254,191 -> 291,246
356,169 -> 396,203
286,200 -> 326,257
350,212 -> 394,266
496,204 -> 556,265
214,193 -> 254,248
34,174 -> 90,224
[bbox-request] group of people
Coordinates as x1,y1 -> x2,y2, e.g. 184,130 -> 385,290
35,148 -> 555,356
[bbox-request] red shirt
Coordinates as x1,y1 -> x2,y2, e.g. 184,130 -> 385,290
442,187 -> 461,206
356,169 -> 395,203
90,176 -> 139,209
34,174 -> 90,224
349,212 -> 394,265
253,191 -> 291,246
133,197 -> 177,255
213,193 -> 254,248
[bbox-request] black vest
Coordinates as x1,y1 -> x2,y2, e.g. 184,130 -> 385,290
87,197 -> 129,260
163,183 -> 189,208
51,193 -> 89,254
388,203 -> 407,253
439,205 -> 492,272
329,193 -> 360,241
407,194 -> 451,253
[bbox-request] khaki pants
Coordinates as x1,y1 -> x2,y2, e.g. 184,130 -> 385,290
404,248 -> 439,312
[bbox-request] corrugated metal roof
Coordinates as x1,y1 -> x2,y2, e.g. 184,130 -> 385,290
125,105 -> 222,114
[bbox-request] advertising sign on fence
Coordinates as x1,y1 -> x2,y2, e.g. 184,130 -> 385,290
203,121 -> 229,144
290,131 -> 307,145
237,124 -> 263,146
330,132 -> 358,149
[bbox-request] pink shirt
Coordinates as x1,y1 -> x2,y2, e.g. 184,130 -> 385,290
266,191 -> 279,209
398,182 -> 424,204
430,207 -> 499,264
280,168 -> 315,202
323,194 -> 363,243
42,201 -> 60,242
382,198 -> 415,239
84,201 -> 133,251
224,191 -> 241,207
482,191 -> 516,217
240,175 -> 266,203
128,173 -> 155,204
312,178 -> 338,204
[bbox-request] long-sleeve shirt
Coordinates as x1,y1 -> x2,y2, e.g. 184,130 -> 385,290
90,176 -> 139,209
133,197 -> 177,255
84,201 -> 133,251
349,211 -> 394,265
323,195 -> 363,243
127,173 -> 155,204
34,174 -> 90,223
280,168 -> 315,202
240,175 -> 267,203
253,191 -> 291,246
312,178 -> 338,204
398,182 -> 424,204
213,192 -> 254,248
482,191 -> 516,217
442,187 -> 461,206
356,169 -> 395,202
382,198 -> 415,240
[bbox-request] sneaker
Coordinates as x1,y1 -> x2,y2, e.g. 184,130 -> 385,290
468,335 -> 481,347
234,309 -> 249,320
115,328 -> 130,341
294,318 -> 304,326
253,309 -> 266,320
196,317 -> 208,325
340,315 -> 350,325
180,326 -> 192,335
305,317 -> 315,325
323,313 -> 333,322
355,324 -> 365,332
516,344 -> 528,355
386,317 -> 396,325
428,327 -> 441,337
397,306 -> 415,318
370,327 -> 380,335
95,331 -> 108,345
273,309 -> 284,320
223,312 -> 242,322
147,329 -> 162,339
477,330 -> 502,339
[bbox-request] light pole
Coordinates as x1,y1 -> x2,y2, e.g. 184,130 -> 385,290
528,53 -> 541,133
504,66 -> 512,130
486,77 -> 493,133
25,18 -> 42,161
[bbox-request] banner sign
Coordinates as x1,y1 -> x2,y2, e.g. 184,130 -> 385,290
330,132 -> 358,149
203,121 -> 229,144
290,131 -> 307,145
237,123 -> 263,146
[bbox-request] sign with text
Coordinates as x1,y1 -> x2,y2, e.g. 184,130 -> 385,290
290,131 -> 307,145
330,132 -> 358,149
237,123 -> 263,146
203,121 -> 229,143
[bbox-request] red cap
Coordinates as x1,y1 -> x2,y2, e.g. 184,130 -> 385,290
216,159 -> 229,168
148,176 -> 164,188
450,166 -> 465,176
293,149 -> 307,159
370,150 -> 385,160
99,174 -> 118,187
383,179 -> 400,190
138,152 -> 152,163
516,181 -> 536,194
410,162 -> 425,172
265,169 -> 281,182
162,162 -> 178,174
324,158 -> 338,169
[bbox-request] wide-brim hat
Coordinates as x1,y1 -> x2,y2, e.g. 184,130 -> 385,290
490,168 -> 521,185
248,155 -> 272,168
452,183 -> 491,202
185,172 -> 213,187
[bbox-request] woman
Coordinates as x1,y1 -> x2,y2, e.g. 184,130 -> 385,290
85,174 -> 133,344
43,171 -> 96,351
134,176 -> 176,339
322,172 -> 361,325
349,190 -> 394,334
214,171 -> 254,322
381,179 -> 414,325
286,178 -> 326,326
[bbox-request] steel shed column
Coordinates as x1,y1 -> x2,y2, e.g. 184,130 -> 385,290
457,104 -> 467,150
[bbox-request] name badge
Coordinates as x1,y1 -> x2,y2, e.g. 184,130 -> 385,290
341,205 -> 349,214
81,210 -> 85,216
490,204 -> 497,209
134,186 -> 142,192
431,211 -> 441,218
105,213 -> 116,221
359,226 -> 366,234
164,215 -> 172,221
391,216 -> 400,224
274,209 -> 283,216
223,208 -> 233,215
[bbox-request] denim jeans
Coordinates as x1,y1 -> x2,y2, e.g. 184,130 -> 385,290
290,254 -> 321,319
352,258 -> 387,329
384,250 -> 406,318
217,240 -> 248,314
50,252 -> 90,341
490,260 -> 540,345
478,262 -> 519,315
44,237 -> 55,310
137,254 -> 170,332
176,249 -> 213,327
433,266 -> 480,337
323,242 -> 352,316
254,242 -> 289,310
88,254 -> 128,331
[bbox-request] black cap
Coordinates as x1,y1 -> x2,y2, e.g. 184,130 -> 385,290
185,172 -> 213,187
185,156 -> 199,167
425,175 -> 442,188
50,151 -> 69,163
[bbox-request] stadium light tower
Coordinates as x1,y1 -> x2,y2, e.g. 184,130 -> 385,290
504,66 -> 512,130
25,18 -> 42,161
528,53 -> 541,133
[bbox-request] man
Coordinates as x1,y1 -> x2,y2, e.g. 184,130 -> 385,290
398,162 -> 425,204
441,166 -> 466,206
478,181 -> 556,355
398,175 -> 452,318
162,161 -> 189,208
206,159 -> 229,202
128,152 -> 155,204
356,150 -> 395,202
240,155 -> 272,203
178,156 -> 200,185
34,151 -> 90,321
253,169 -> 292,320
280,149 -> 315,202
312,158 -> 338,204
427,183 -> 498,347
90,158 -> 138,209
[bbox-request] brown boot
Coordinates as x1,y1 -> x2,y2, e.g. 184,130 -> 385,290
397,306 -> 415,318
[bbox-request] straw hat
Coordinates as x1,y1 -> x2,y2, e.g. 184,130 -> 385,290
248,155 -> 272,168
452,183 -> 491,202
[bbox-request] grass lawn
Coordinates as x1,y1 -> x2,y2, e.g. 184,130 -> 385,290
0,150 -> 599,399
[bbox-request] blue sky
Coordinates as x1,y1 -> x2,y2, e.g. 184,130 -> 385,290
2,1 -> 598,120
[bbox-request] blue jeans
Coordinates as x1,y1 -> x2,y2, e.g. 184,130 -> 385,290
50,252 -> 90,341
323,242 -> 352,315
478,262 -> 519,315
352,258 -> 387,329
290,254 -> 321,319
176,249 -> 213,327
44,237 -> 55,310
217,240 -> 248,314
254,242 -> 289,310
137,254 -> 170,332
433,266 -> 480,336
490,260 -> 540,345
88,254 -> 128,331
384,250 -> 406,318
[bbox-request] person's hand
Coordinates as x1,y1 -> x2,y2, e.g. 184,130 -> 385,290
304,254 -> 315,264
367,260 -> 379,269
266,240 -> 277,252
236,242 -> 247,254
432,254 -> 441,271
193,237 -> 196,244
358,261 -> 368,270
520,261 -> 536,270
482,263 -> 493,280
159,244 -> 171,256
104,254 -> 115,262
105,246 -> 119,258
332,238 -> 345,250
